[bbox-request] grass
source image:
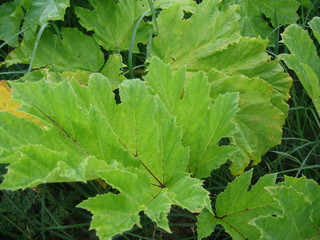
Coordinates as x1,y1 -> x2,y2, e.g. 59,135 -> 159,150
0,0 -> 320,239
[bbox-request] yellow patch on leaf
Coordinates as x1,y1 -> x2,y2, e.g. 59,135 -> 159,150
0,81 -> 35,121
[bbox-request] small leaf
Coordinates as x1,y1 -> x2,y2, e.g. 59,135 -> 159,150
197,170 -> 280,240
252,185 -> 320,240
280,22 -> 320,116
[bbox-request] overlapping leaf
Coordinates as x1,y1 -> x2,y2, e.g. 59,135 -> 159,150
6,27 -> 104,73
0,71 -> 210,239
145,57 -> 239,178
197,170 -> 280,240
151,2 -> 291,174
74,0 -> 151,51
252,177 -> 320,240
280,18 -> 320,117
151,0 -> 241,66
197,171 -> 320,240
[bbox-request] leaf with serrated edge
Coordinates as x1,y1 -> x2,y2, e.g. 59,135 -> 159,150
151,0 -> 241,66
150,2 -> 290,174
284,176 -> 320,228
74,0 -> 150,51
0,81 -> 35,121
145,57 -> 239,178
251,185 -> 320,240
197,170 -> 280,240
0,73 -> 210,239
280,22 -> 320,116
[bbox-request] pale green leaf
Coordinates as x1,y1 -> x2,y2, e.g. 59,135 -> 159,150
188,92 -> 239,178
145,58 -> 239,178
252,186 -> 320,240
0,2 -> 24,47
144,191 -> 172,232
144,57 -> 186,113
208,70 -> 285,174
74,0 -> 150,51
280,23 -> 320,116
150,3 -> 290,174
166,172 -> 210,212
100,54 -> 126,89
284,176 -> 320,227
196,208 -> 216,240
151,1 -> 241,66
309,17 -> 320,43
78,193 -> 142,240
252,0 -> 299,26
0,70 -> 212,239
197,170 -> 280,240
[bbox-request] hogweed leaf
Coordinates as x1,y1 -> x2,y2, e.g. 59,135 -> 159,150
283,176 -> 320,228
197,170 -> 280,240
151,0 -> 241,66
74,0 -> 150,51
145,57 -> 239,178
189,92 -> 239,178
0,72 -> 210,238
252,185 -> 320,240
0,81 -> 35,121
280,21 -> 320,116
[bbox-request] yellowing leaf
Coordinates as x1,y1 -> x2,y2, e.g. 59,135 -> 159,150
0,81 -> 34,121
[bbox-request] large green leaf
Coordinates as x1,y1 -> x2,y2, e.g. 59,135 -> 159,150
145,57 -> 239,178
252,184 -> 320,240
0,71 -> 210,239
151,0 -> 241,66
197,170 -> 280,240
208,69 -> 286,173
281,19 -> 320,116
151,2 -> 290,174
74,0 -> 151,51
